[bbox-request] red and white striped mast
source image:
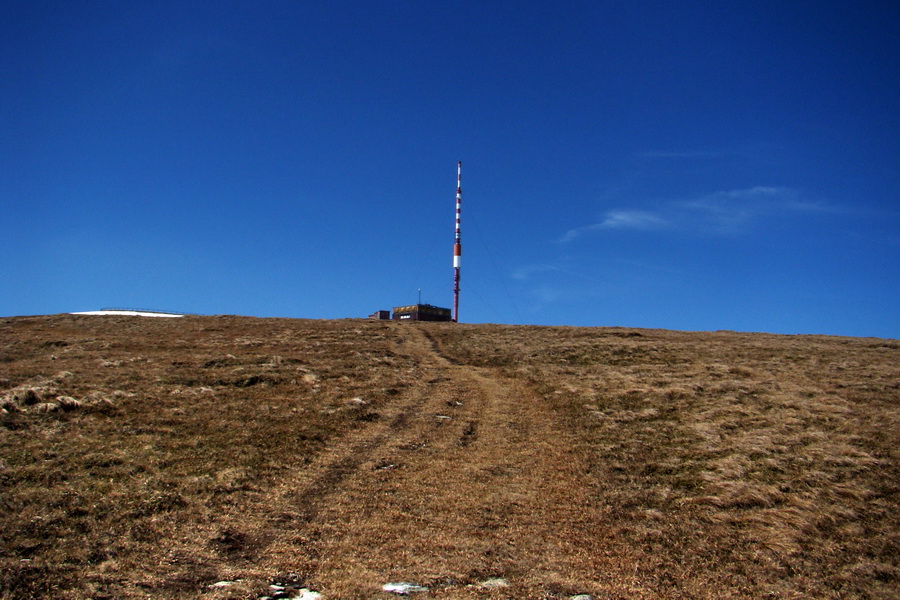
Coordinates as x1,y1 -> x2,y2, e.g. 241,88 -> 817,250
452,161 -> 462,323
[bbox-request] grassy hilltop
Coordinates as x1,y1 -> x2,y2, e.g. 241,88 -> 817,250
1,315 -> 897,599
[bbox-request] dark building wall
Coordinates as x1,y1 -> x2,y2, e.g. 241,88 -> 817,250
392,304 -> 452,322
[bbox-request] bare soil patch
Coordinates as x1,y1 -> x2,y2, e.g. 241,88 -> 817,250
1,315 -> 897,599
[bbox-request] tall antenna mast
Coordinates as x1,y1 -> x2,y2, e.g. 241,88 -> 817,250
453,161 -> 462,323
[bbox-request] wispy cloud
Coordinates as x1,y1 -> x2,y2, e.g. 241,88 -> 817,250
680,186 -> 789,228
560,210 -> 669,242
679,186 -> 836,231
560,186 -> 835,242
602,210 -> 669,229
683,186 -> 795,209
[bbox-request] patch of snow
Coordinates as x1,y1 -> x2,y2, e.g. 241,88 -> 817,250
71,310 -> 184,318
260,590 -> 322,600
383,582 -> 428,594
478,577 -> 509,589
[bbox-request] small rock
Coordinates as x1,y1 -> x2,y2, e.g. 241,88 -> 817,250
570,595 -> 593,600
478,578 -> 509,589
383,582 -> 428,594
16,389 -> 41,406
56,396 -> 81,411
209,580 -> 237,588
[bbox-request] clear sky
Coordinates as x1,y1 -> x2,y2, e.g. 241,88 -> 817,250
3,1 -> 898,338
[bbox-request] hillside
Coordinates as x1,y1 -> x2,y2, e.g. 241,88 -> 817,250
1,315 -> 897,599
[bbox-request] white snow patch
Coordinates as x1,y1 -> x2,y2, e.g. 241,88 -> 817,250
263,585 -> 322,599
478,577 -> 510,589
280,590 -> 321,600
383,582 -> 428,594
71,310 -> 185,318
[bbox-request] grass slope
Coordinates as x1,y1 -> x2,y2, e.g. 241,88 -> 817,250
1,315 -> 897,599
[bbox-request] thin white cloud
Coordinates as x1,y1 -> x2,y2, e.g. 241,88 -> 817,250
560,210 -> 668,242
679,186 -> 831,231
560,186 -> 836,242
684,186 -> 794,210
602,210 -> 669,229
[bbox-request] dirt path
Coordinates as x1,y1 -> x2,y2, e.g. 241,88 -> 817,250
261,326 -> 640,599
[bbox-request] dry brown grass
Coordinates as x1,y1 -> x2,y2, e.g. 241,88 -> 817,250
1,315 -> 897,599
428,325 -> 900,598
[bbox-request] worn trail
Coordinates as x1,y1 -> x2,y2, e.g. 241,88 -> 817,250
9,316 -> 888,599
266,326 -> 636,599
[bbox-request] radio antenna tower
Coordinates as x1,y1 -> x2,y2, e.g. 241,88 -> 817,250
453,161 -> 462,323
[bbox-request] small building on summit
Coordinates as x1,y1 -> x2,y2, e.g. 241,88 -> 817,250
368,310 -> 391,320
392,303 -> 452,322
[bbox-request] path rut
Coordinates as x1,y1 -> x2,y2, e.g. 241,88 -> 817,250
262,326 -> 637,599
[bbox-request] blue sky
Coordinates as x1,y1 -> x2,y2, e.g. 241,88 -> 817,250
2,1 -> 898,337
